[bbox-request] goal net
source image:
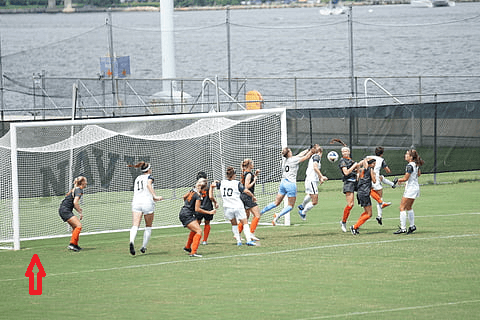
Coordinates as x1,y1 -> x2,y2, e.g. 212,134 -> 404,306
0,108 -> 287,250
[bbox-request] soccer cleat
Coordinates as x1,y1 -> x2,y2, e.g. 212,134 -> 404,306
381,202 -> 392,209
140,247 -> 146,254
251,235 -> 260,241
237,241 -> 243,246
298,210 -> 306,221
183,247 -> 192,253
202,241 -> 208,245
189,253 -> 203,258
74,244 -> 82,251
298,204 -> 304,211
407,225 -> 417,234
392,178 -> 398,189
340,221 -> 347,232
350,225 -> 358,235
393,227 -> 407,234
246,241 -> 257,246
68,243 -> 79,252
376,216 -> 383,225
129,242 -> 136,256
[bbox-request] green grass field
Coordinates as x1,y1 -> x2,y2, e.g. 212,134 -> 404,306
1,172 -> 479,319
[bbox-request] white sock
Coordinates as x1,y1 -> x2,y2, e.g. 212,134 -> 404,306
130,226 -> 138,243
382,177 -> 395,187
377,203 -> 383,218
232,225 -> 241,242
242,224 -> 253,242
407,210 -> 415,227
400,211 -> 407,230
302,195 -> 311,207
142,227 -> 152,248
303,202 -> 314,214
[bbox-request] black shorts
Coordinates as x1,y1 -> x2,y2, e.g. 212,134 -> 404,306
59,207 -> 74,222
356,193 -> 372,208
196,213 -> 214,222
240,193 -> 257,210
179,207 -> 196,228
343,180 -> 357,194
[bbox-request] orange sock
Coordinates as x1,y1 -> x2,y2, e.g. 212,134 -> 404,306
185,231 -> 195,249
354,212 -> 371,229
191,233 -> 202,254
70,227 -> 82,245
342,205 -> 353,223
203,224 -> 211,242
370,190 -> 382,204
250,216 -> 260,234
238,222 -> 244,233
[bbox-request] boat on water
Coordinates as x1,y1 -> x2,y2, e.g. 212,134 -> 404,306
410,0 -> 455,7
319,0 -> 346,16
432,0 -> 455,7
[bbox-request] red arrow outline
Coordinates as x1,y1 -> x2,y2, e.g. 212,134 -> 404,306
25,254 -> 46,295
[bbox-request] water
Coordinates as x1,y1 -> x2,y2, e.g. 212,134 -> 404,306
0,3 -> 479,112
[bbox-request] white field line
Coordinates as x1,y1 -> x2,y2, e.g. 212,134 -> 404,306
1,233 -> 478,282
296,299 -> 480,319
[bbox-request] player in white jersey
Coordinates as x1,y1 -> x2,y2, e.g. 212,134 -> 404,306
394,149 -> 424,235
216,166 -> 257,246
261,146 -> 311,225
128,162 -> 163,255
368,147 -> 397,225
297,144 -> 328,220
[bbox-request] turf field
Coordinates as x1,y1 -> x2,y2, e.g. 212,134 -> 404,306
1,172 -> 479,319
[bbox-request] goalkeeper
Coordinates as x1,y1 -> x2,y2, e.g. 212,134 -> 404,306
58,176 -> 87,252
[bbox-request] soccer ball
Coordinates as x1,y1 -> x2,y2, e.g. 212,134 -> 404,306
327,151 -> 339,163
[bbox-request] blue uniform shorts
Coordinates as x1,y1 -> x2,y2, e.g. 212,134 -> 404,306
278,179 -> 297,198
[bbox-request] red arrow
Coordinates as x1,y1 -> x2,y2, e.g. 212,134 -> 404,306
25,254 -> 46,295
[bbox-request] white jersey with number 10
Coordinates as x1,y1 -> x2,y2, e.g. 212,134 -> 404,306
282,156 -> 301,183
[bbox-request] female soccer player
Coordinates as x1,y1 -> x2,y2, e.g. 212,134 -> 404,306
298,144 -> 328,220
239,159 -> 261,240
350,158 -> 377,235
217,166 -> 257,246
180,178 -> 216,257
337,144 -> 360,232
58,176 -> 87,252
195,171 -> 218,245
261,146 -> 312,226
394,149 -> 424,234
128,162 -> 163,256
367,147 -> 397,225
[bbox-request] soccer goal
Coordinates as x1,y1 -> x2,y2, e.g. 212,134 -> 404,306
0,108 -> 287,250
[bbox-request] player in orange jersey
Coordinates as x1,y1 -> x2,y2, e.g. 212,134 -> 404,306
238,159 -> 261,241
179,178 -> 216,257
350,158 -> 377,235
58,176 -> 87,252
195,171 -> 218,245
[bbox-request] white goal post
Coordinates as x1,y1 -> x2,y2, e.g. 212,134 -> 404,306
0,108 -> 288,250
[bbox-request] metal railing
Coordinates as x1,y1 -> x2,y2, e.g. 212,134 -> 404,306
1,74 -> 479,121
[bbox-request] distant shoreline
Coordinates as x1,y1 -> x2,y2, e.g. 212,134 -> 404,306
0,1 -> 414,14
0,0 -> 477,14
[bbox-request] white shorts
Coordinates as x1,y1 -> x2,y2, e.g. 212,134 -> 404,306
372,179 -> 383,191
132,202 -> 155,214
403,187 -> 420,199
304,179 -> 319,195
224,207 -> 247,221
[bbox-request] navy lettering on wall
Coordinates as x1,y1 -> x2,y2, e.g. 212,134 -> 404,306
40,159 -> 69,196
93,148 -> 120,189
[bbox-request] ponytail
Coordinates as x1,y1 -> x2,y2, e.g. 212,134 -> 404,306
409,149 -> 425,167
